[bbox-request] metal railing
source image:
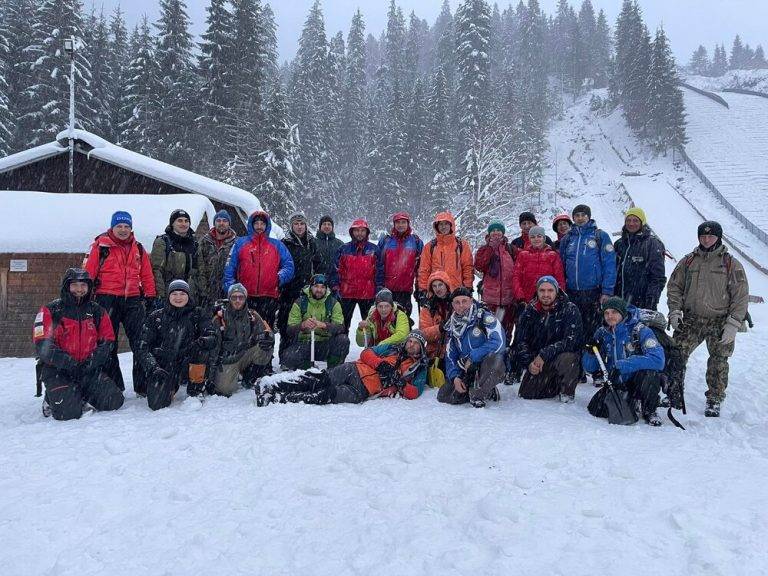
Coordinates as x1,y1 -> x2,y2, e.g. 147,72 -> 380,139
677,146 -> 768,246
678,82 -> 730,108
721,87 -> 768,100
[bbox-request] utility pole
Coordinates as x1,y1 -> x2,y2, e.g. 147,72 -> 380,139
64,36 -> 76,195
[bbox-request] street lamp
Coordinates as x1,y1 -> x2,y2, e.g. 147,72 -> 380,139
64,36 -> 75,195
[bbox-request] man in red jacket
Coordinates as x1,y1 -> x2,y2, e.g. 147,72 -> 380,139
377,212 -> 423,319
84,211 -> 156,396
330,218 -> 383,330
34,268 -> 124,420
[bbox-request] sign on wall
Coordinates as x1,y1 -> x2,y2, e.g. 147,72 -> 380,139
9,260 -> 28,272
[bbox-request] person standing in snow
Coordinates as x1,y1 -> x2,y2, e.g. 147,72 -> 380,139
151,209 -> 200,301
511,211 -> 554,251
551,213 -> 572,251
512,226 -> 566,305
666,221 -> 749,417
474,220 -> 517,340
613,207 -> 666,311
315,216 -> 344,276
377,212 -> 423,319
137,280 -> 218,410
356,288 -> 410,348
282,274 -> 349,370
418,271 -> 455,362
558,204 -> 617,349
438,288 -> 506,408
211,283 -> 274,396
329,218 -> 383,330
511,276 -> 582,403
84,210 -> 156,395
584,297 -> 665,426
417,211 -> 474,301
259,331 -> 429,405
223,210 -> 295,329
195,209 -> 238,311
276,214 -> 322,360
34,268 -> 124,420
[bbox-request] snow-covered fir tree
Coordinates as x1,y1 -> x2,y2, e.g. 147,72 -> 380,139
3,0 -> 38,151
259,88 -> 298,220
107,7 -> 130,144
647,27 -> 686,153
24,0 -> 95,146
426,67 -> 454,220
85,9 -> 113,139
614,0 -> 651,135
0,21 -> 14,155
120,16 -> 159,155
689,45 -> 710,76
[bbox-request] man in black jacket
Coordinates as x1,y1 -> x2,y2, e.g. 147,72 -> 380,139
277,213 -> 322,361
315,215 -> 343,276
212,283 -> 274,396
511,276 -> 583,403
138,280 -> 218,410
614,207 -> 666,310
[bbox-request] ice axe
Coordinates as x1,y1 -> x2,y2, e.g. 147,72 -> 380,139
592,346 -> 638,426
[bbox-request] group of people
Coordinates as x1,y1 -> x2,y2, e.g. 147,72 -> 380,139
34,203 -> 749,425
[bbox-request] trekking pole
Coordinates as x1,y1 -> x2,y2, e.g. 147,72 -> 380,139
310,328 -> 316,368
364,330 -> 369,349
591,346 -> 637,425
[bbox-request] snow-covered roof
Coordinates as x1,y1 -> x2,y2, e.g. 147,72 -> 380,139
0,192 -> 217,253
0,129 -> 272,232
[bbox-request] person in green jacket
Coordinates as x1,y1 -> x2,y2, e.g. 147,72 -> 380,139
356,289 -> 410,348
282,274 -> 349,370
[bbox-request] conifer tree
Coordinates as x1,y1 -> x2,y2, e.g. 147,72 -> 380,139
689,45 -> 710,76
259,89 -> 298,220
107,7 -> 130,143
120,16 -> 159,154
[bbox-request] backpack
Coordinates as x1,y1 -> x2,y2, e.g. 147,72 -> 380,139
429,236 -> 465,259
628,315 -> 685,410
93,242 -> 146,288
298,293 -> 338,322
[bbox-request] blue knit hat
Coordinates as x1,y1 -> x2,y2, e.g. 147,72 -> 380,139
487,220 -> 505,234
111,211 -> 132,229
214,209 -> 232,224
536,275 -> 560,293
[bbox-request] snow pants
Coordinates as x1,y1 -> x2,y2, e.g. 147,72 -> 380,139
340,298 -> 374,331
96,295 -> 146,395
518,352 -> 581,399
326,362 -> 370,404
276,289 -> 301,357
214,345 -> 273,396
567,288 -> 602,346
281,334 -> 350,370
41,365 -> 124,421
438,353 -> 506,404
247,296 -> 279,330
673,314 -> 734,403
588,370 -> 661,418
147,352 -> 211,411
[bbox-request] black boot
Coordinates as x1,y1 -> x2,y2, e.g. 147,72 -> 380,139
705,399 -> 721,417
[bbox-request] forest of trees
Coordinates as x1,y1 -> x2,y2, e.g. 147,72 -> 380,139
689,35 -> 768,77
0,0 -> 685,238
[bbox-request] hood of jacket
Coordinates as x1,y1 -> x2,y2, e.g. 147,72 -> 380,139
427,270 -> 455,296
432,211 -> 457,241
60,268 -> 95,307
247,210 -> 272,237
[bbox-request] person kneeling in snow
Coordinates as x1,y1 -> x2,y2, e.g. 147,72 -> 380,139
211,283 -> 275,396
356,288 -> 410,348
137,280 -> 218,410
34,268 -> 124,420
259,331 -> 429,405
282,274 -> 349,370
584,297 -> 665,426
438,288 -> 506,408
512,276 -> 583,403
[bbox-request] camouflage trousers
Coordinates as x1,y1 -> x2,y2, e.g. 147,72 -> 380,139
673,314 -> 735,402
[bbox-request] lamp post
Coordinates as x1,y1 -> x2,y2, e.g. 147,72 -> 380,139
63,36 -> 75,195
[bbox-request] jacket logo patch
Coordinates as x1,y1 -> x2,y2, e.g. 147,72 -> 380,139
483,315 -> 495,325
34,325 -> 45,337
473,327 -> 483,337
631,256 -> 644,262
587,239 -> 597,248
35,312 -> 44,323
644,338 -> 658,348
604,244 -> 614,252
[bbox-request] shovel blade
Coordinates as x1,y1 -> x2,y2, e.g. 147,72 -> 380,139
605,386 -> 638,425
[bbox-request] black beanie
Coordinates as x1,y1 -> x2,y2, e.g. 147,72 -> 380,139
519,211 -> 537,225
572,204 -> 591,219
319,215 -> 334,227
450,287 -> 473,300
169,209 -> 191,225
697,221 -> 722,239
601,296 -> 628,319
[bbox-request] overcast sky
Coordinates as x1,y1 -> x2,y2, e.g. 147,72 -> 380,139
96,0 -> 767,64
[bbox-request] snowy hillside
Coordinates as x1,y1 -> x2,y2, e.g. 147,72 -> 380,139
3,93 -> 768,576
684,69 -> 768,94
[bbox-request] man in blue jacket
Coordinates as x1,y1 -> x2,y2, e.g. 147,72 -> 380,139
583,297 -> 665,426
438,288 -> 506,408
614,207 -> 666,310
559,204 -> 617,349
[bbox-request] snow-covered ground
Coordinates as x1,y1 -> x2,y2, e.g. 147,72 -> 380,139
3,94 -> 768,575
685,69 -> 768,94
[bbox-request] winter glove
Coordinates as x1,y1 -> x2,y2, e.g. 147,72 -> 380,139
257,331 -> 275,351
144,297 -> 156,312
376,362 -> 396,381
415,290 -> 427,307
719,323 -> 738,345
668,310 -> 683,331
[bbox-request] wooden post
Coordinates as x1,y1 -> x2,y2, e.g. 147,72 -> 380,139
0,268 -> 7,315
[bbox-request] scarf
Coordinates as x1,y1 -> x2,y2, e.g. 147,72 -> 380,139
446,303 -> 477,341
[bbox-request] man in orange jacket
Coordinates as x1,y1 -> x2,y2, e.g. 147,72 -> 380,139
257,331 -> 429,405
417,212 -> 474,303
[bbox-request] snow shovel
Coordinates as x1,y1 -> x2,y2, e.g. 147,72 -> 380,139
428,358 -> 446,388
591,346 -> 637,426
